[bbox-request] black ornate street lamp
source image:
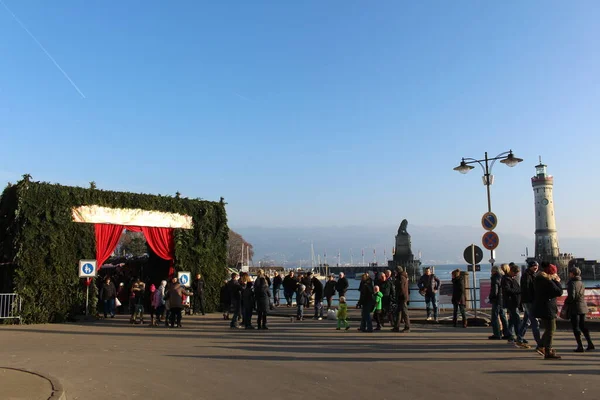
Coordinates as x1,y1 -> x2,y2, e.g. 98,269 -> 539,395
453,150 -> 523,264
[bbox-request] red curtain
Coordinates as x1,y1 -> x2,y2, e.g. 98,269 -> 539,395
142,227 -> 175,278
95,224 -> 125,269
95,224 -> 175,277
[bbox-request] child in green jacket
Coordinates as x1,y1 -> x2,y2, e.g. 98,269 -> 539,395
336,296 -> 350,330
373,286 -> 383,331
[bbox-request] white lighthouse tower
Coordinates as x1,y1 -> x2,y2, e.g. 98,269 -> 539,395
531,158 -> 561,262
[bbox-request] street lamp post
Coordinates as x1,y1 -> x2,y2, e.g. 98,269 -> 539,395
453,150 -> 523,266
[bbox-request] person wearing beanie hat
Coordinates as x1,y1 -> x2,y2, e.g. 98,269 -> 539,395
296,284 -> 308,321
520,261 -> 541,349
566,266 -> 595,352
534,262 -> 563,359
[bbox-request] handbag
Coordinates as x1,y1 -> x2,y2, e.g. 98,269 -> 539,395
115,298 -> 122,307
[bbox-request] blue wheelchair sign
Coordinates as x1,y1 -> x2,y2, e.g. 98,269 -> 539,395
178,271 -> 191,287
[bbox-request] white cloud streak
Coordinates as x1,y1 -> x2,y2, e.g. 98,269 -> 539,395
1,0 -> 86,98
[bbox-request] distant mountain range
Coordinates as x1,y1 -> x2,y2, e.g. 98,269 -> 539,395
234,225 -> 600,266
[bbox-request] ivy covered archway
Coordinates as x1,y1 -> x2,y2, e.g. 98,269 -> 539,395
0,176 -> 228,323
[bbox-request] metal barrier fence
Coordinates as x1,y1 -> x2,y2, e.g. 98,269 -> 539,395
0,293 -> 22,323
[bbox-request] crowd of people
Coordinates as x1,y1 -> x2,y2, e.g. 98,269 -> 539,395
98,273 -> 207,328
99,260 -> 596,361
488,260 -> 595,359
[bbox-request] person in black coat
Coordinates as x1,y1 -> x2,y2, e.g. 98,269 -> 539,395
519,261 -> 541,348
219,280 -> 230,320
254,270 -> 270,330
358,274 -> 374,332
282,271 -> 298,307
241,279 -> 255,329
301,273 -> 313,306
502,264 -> 527,346
100,276 -> 117,318
272,272 -> 283,307
534,263 -> 563,359
335,272 -> 349,299
311,276 -> 324,319
451,269 -> 467,328
323,275 -> 337,309
566,266 -> 595,352
192,273 -> 206,316
228,273 -> 243,329
488,266 -> 509,340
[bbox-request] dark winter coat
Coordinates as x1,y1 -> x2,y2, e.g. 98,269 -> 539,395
379,279 -> 395,309
533,272 -> 563,320
418,274 -> 441,294
335,277 -> 349,295
395,272 -> 409,303
254,277 -> 270,300
324,280 -> 337,298
566,276 -> 587,315
193,278 -> 205,297
451,277 -> 466,305
501,275 -> 521,310
272,275 -> 283,291
489,273 -> 503,305
311,277 -> 324,300
359,278 -> 375,309
301,276 -> 313,294
296,290 -> 308,307
520,269 -> 536,304
242,282 -> 255,310
228,279 -> 243,305
282,275 -> 298,293
219,284 -> 230,305
100,282 -> 117,300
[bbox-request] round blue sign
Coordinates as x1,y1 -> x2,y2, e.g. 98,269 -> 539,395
82,263 -> 94,275
180,275 -> 189,285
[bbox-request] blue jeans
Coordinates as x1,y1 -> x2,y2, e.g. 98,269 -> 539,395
360,306 -> 373,331
506,307 -> 523,341
273,288 -> 280,305
297,304 -> 304,319
230,302 -> 241,327
491,303 -> 509,338
519,303 -> 541,345
103,298 -> 115,317
425,292 -> 438,319
314,300 -> 323,318
284,290 -> 294,306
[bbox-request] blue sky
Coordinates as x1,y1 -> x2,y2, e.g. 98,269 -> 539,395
1,1 -> 599,244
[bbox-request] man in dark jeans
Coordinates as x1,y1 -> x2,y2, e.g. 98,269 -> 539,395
100,276 -> 117,318
418,267 -> 441,322
228,273 -> 243,329
272,271 -> 283,307
192,273 -> 205,315
488,266 -> 509,339
392,267 -> 410,332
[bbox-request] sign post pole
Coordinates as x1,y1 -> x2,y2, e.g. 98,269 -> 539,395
86,283 -> 89,316
471,244 -> 477,319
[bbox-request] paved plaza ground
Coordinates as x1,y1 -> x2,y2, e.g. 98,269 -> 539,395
1,312 -> 599,400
